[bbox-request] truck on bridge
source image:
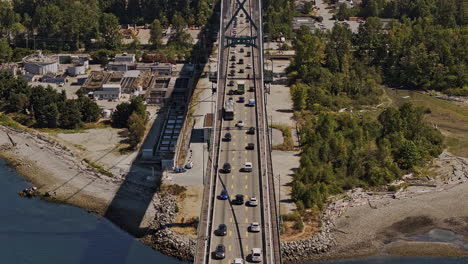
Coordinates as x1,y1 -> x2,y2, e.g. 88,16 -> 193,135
223,100 -> 234,120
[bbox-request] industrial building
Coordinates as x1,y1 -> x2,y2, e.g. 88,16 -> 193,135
23,52 -> 59,75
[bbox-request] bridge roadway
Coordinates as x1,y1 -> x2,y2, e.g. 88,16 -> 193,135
195,0 -> 281,263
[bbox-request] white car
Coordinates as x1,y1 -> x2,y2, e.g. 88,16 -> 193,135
250,222 -> 260,232
248,196 -> 258,206
236,120 -> 244,128
246,64 -> 252,69
243,162 -> 252,172
234,258 -> 244,264
251,248 -> 262,262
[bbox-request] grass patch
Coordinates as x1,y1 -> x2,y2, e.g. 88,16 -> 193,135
384,88 -> 468,157
161,184 -> 187,197
271,124 -> 294,151
83,158 -> 113,177
0,113 -> 25,130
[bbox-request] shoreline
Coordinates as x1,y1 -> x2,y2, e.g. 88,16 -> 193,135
2,124 -> 468,263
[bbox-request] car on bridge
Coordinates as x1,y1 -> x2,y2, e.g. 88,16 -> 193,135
234,258 -> 244,264
248,196 -> 258,206
251,248 -> 262,262
219,189 -> 229,200
214,244 -> 226,259
224,132 -> 232,142
238,97 -> 245,103
236,120 -> 244,128
246,63 -> 252,69
248,99 -> 255,106
246,143 -> 254,150
249,222 -> 260,232
243,162 -> 253,172
239,68 -> 244,73
247,127 -> 255,134
232,194 -> 244,205
221,162 -> 231,173
216,224 -> 227,236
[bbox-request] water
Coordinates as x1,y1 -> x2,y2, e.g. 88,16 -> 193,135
0,159 -> 185,264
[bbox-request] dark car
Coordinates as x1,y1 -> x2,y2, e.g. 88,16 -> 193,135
240,48 -> 244,53
216,224 -> 227,236
228,89 -> 235,95
232,194 -> 244,205
239,68 -> 245,73
215,244 -> 226,259
230,63 -> 236,68
224,132 -> 232,142
231,55 -> 236,61
229,80 -> 235,86
247,127 -> 255,134
230,69 -> 236,76
221,162 -> 231,173
238,59 -> 244,64
246,143 -> 255,150
249,86 -> 255,92
219,189 -> 229,200
238,97 -> 245,103
246,51 -> 251,57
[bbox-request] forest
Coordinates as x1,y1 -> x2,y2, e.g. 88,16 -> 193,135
277,0 -> 465,209
0,72 -> 100,129
0,0 -> 215,53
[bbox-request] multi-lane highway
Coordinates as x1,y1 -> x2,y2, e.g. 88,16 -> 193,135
195,0 -> 281,263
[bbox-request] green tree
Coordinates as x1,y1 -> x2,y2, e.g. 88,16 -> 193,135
0,39 -> 12,63
130,96 -> 146,119
397,140 -> 421,169
78,96 -> 101,123
59,100 -> 82,129
8,93 -> 28,113
196,0 -> 211,26
150,19 -> 163,48
172,12 -> 186,34
127,112 -> 145,149
112,102 -> 132,128
99,13 -> 122,50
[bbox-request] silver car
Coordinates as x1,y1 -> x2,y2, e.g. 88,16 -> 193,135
248,196 -> 258,206
250,222 -> 260,232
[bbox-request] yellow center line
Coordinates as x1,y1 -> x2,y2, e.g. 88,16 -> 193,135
232,157 -> 235,161
245,184 -> 248,190
245,245 -> 249,252
245,157 -> 248,161
232,150 -> 235,155
230,217 -> 233,223
232,142 -> 236,146
232,175 -> 234,179
245,218 -> 248,223
231,184 -> 234,190
229,231 -> 232,237
246,231 -> 249,238
245,175 -> 248,179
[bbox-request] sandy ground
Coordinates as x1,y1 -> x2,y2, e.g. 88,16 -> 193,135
0,125 -> 122,215
310,151 -> 468,261
55,128 -> 138,176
